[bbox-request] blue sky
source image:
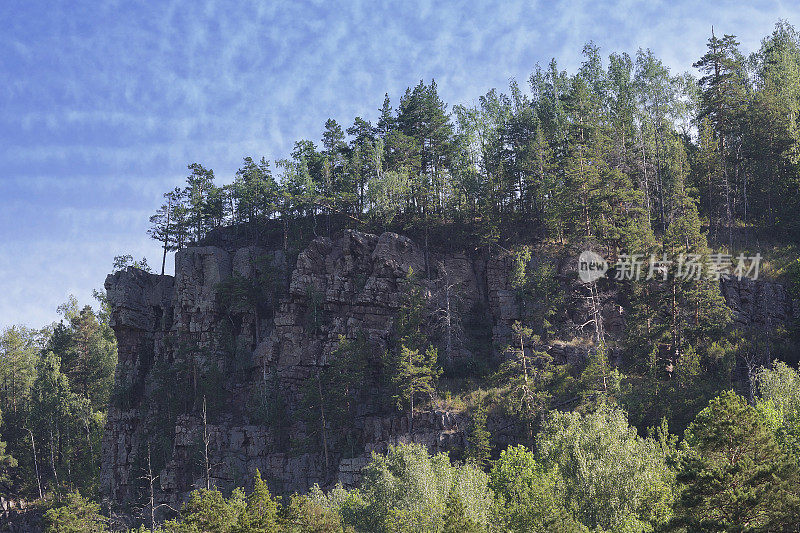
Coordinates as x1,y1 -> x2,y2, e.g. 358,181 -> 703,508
2,0 -> 799,330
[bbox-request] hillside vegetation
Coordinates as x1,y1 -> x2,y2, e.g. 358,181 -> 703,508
4,22 -> 800,532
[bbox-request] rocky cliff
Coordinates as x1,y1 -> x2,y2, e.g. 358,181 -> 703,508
101,230 -> 535,515
100,230 -> 799,517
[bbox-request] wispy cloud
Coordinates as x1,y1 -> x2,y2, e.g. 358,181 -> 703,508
2,0 -> 799,328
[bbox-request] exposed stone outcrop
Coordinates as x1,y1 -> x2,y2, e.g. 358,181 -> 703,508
101,231 -> 797,519
101,231 -> 489,515
720,275 -> 799,330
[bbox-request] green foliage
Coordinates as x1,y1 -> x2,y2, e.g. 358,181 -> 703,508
672,390 -> 800,531
282,493 -> 350,533
0,296 -> 113,499
537,403 -> 676,531
756,360 -> 800,458
159,471 -> 335,533
442,489 -> 482,533
313,443 -> 492,533
0,407 -> 16,487
0,325 -> 38,414
383,269 -> 442,421
298,334 -> 371,461
394,268 -> 428,353
56,305 -> 117,409
163,488 -> 247,533
237,470 -> 281,531
21,24 -> 800,533
30,350 -> 104,495
786,258 -> 800,298
489,445 -> 586,532
44,491 -> 108,533
465,402 -> 491,469
494,321 -> 553,442
112,254 -> 153,273
390,344 -> 440,420
579,344 -> 621,406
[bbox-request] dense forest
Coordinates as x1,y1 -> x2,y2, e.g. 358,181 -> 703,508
4,22 -> 800,532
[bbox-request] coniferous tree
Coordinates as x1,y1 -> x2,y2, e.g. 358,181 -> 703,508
346,117 -> 377,213
673,391 -> 800,530
465,402 -> 491,469
693,30 -> 747,248
184,163 -> 216,242
148,187 -> 183,275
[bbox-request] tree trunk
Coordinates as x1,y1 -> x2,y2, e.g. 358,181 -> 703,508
202,396 -> 211,490
317,374 -> 330,476
26,429 -> 42,499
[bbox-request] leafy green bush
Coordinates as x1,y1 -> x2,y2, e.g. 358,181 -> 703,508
44,491 -> 108,533
489,445 -> 586,532
537,403 -> 676,531
311,443 -> 492,533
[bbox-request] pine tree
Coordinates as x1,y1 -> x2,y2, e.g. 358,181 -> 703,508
238,470 -> 281,531
693,30 -> 747,248
442,488 -> 482,533
321,119 -> 347,219
346,116 -> 377,212
184,163 -> 216,242
466,402 -> 491,469
496,321 -> 553,442
661,145 -> 731,370
391,345 -> 440,430
673,391 -> 800,530
60,305 -> 116,409
232,156 -> 276,226
147,187 -> 183,275
377,93 -> 395,140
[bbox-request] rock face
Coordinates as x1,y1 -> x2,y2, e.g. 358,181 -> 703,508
101,231 -> 797,516
720,275 -> 800,330
101,231 -> 513,515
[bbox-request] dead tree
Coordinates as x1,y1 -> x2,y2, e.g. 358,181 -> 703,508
137,443 -> 178,532
578,281 -> 606,347
432,261 -> 466,365
202,396 -> 211,490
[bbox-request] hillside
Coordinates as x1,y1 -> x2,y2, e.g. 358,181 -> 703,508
100,227 -> 798,521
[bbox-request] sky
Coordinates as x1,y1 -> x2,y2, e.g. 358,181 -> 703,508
2,0 -> 799,330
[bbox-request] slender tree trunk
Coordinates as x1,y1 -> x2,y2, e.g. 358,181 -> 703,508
317,374 -> 330,476
161,198 -> 171,276
148,444 -> 156,533
202,396 -> 210,490
26,429 -> 42,499
49,425 -> 58,489
409,350 -> 414,434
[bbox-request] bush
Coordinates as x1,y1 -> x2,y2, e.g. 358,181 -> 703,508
537,403 -> 676,531
489,445 -> 586,532
312,443 -> 492,533
44,491 -> 108,533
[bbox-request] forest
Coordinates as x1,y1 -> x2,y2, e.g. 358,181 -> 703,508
4,21 -> 800,532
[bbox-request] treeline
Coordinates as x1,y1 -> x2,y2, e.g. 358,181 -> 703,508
45,364 -> 800,531
150,21 -> 800,269
0,281 -> 123,502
